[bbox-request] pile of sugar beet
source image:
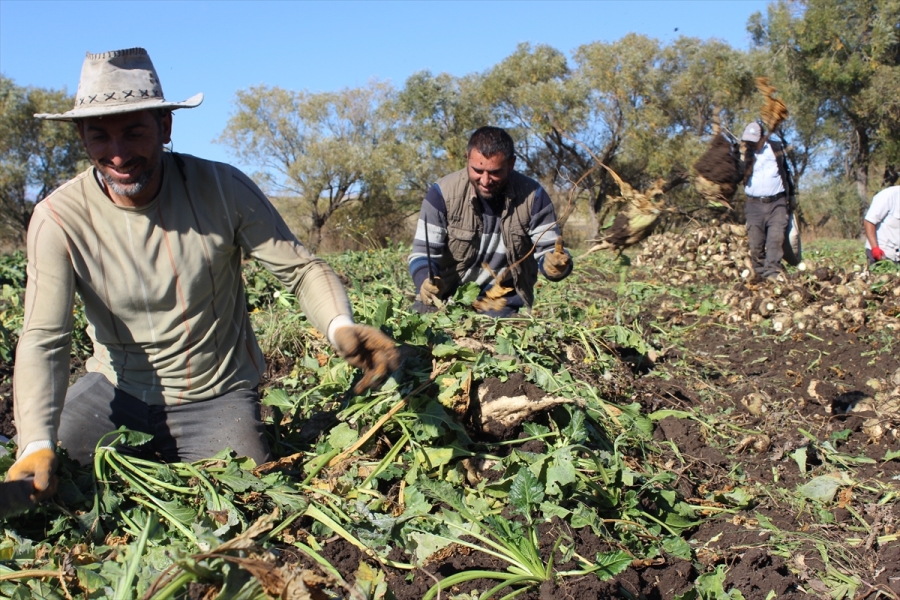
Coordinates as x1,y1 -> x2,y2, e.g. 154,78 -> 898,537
632,221 -> 900,335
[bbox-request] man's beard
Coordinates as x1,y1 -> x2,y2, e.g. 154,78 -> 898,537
475,182 -> 507,203
99,161 -> 158,198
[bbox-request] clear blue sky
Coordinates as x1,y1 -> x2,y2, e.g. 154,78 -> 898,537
1,0 -> 771,169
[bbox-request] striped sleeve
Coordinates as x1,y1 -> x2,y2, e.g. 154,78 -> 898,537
408,184 -> 447,292
530,187 -> 573,280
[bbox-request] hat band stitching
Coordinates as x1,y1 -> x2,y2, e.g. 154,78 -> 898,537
86,47 -> 147,61
77,90 -> 162,105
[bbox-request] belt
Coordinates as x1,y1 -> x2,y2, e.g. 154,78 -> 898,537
747,192 -> 786,203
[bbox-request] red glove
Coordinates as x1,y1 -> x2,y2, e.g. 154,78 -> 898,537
872,247 -> 886,261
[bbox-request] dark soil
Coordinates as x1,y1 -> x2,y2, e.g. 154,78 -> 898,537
275,304 -> 893,600
382,306 -> 896,600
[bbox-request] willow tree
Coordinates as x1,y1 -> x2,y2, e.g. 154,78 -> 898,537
393,70 -> 490,195
478,43 -> 594,229
219,81 -> 399,251
569,34 -> 755,236
749,0 -> 900,209
653,37 -> 755,159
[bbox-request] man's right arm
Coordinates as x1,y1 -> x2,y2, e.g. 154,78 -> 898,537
13,207 -> 76,454
864,220 -> 880,250
863,191 -> 890,258
408,184 -> 448,294
7,206 -> 74,497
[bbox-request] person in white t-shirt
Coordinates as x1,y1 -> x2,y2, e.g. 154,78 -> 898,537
863,185 -> 900,264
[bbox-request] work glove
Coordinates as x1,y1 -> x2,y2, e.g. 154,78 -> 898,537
5,447 -> 58,502
543,238 -> 572,278
333,325 -> 401,394
872,247 -> 886,261
419,277 -> 447,306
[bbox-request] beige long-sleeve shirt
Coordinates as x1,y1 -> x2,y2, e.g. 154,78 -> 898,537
14,152 -> 353,451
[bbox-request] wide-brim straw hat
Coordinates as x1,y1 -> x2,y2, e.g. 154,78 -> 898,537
35,47 -> 202,121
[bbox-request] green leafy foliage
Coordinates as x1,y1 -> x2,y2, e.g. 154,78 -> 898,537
2,215 -> 896,599
676,565 -> 746,600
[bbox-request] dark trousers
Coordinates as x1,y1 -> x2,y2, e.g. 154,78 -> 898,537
56,373 -> 271,465
745,198 -> 789,278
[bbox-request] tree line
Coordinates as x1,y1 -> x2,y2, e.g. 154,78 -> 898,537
2,0 -> 897,251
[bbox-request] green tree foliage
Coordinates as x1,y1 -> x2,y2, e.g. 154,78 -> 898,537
572,35 -> 756,237
218,81 -> 401,250
394,70 -> 489,192
481,44 -> 588,181
653,37 -> 755,159
215,4 -> 897,249
749,0 -> 900,210
0,76 -> 85,245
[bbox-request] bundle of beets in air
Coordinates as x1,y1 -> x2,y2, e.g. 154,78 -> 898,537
693,133 -> 743,207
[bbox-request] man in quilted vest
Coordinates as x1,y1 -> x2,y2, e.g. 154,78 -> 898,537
408,126 -> 573,316
5,48 -> 400,505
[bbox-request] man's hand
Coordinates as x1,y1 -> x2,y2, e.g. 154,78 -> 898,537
6,448 -> 58,502
872,247 -> 886,261
419,277 -> 446,306
543,238 -> 571,278
333,325 -> 401,394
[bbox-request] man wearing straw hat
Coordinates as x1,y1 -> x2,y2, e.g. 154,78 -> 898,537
5,48 -> 400,503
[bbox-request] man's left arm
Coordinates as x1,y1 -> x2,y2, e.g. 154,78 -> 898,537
530,188 -> 573,281
774,141 -> 795,200
231,169 -> 399,392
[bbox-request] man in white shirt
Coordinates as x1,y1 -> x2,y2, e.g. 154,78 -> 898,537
740,122 -> 794,280
864,185 -> 900,264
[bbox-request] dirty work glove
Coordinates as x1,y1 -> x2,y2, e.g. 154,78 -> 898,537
419,277 -> 447,306
543,238 -> 572,278
6,447 -> 58,502
872,247 -> 886,261
333,325 -> 401,394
